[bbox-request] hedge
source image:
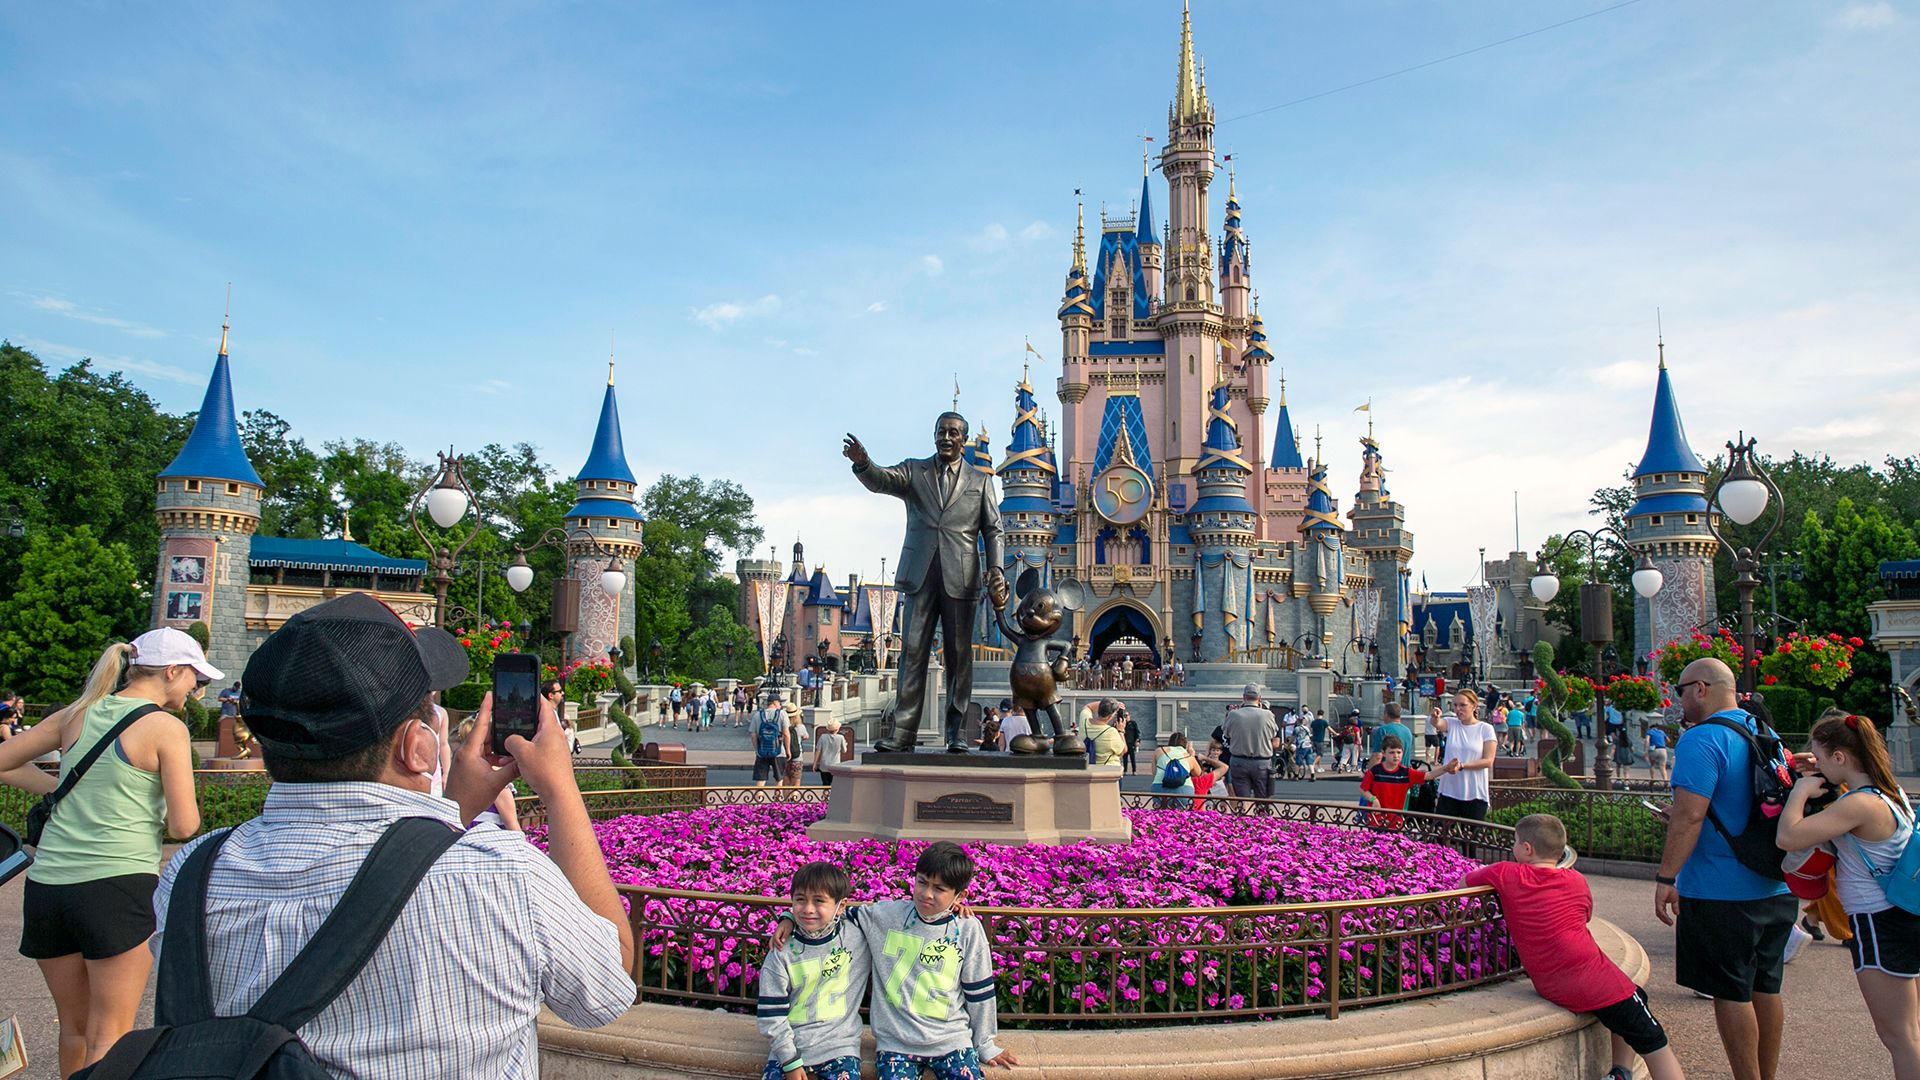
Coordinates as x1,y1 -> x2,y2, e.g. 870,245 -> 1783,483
1491,797 -> 1666,862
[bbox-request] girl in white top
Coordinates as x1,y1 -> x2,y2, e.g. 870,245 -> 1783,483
1152,731 -> 1197,799
1777,712 -> 1920,1078
1433,689 -> 1498,820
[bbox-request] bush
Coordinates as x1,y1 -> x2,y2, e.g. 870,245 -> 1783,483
1601,675 -> 1662,714
443,682 -> 488,712
185,621 -> 211,650
179,694 -> 216,740
1492,797 -> 1665,861
1754,685 -> 1837,736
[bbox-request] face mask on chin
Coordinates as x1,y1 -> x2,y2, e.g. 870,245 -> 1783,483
414,720 -> 444,797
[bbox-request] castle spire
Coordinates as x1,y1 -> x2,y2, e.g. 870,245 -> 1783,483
1174,0 -> 1209,125
218,283 -> 230,357
1632,347 -> 1703,477
161,312 -> 263,488
607,332 -> 616,386
575,380 -> 637,485
1137,168 -> 1159,247
1072,199 -> 1086,274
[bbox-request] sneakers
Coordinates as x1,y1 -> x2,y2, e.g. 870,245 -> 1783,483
1605,1067 -> 1632,1080
1799,914 -> 1826,942
1784,921 -> 1813,964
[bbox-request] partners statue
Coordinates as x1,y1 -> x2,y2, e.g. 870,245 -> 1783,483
996,569 -> 1087,755
845,412 -> 1008,753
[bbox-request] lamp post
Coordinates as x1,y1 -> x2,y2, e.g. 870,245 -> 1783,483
409,448 -> 486,628
648,636 -> 664,684
500,525 -> 632,662
724,640 -> 736,680
1532,528 -> 1664,791
1705,434 -> 1786,695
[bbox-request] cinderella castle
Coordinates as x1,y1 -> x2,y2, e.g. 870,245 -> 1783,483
975,4 -> 1416,676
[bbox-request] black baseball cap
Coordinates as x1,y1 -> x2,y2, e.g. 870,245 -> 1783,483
242,592 -> 470,760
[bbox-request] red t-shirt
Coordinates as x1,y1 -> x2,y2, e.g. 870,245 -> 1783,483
1360,764 -> 1426,829
1462,862 -> 1636,1013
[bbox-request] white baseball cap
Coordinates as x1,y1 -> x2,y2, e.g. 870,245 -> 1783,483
130,627 -> 224,682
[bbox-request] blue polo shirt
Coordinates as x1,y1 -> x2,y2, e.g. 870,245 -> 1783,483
1670,708 -> 1791,902
1371,721 -> 1413,760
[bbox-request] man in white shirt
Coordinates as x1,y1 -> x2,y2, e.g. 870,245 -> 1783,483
997,701 -> 1033,752
1433,689 -> 1499,820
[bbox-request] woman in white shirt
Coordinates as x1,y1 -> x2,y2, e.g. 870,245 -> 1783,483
1434,689 -> 1498,821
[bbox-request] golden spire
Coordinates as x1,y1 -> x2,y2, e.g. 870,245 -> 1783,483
1174,0 -> 1203,124
607,332 -> 616,386
1072,199 -> 1086,274
1278,367 -> 1286,406
1314,424 -> 1323,465
342,506 -> 354,542
1656,307 -> 1666,370
218,283 -> 231,356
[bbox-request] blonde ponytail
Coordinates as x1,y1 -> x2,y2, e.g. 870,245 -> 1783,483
63,642 -> 136,721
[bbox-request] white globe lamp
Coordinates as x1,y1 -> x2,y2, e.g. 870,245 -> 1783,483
598,559 -> 627,597
505,557 -> 535,593
1718,479 -> 1769,526
1631,557 -> 1664,599
1530,573 -> 1560,604
425,484 -> 468,529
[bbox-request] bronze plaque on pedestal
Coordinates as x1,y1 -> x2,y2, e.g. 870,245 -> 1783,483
914,792 -> 1014,824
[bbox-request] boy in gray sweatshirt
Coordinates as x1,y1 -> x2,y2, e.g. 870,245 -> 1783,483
757,862 -> 869,1080
858,841 -> 1016,1078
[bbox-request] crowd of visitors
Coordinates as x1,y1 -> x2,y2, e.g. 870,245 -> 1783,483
1068,655 -> 1184,690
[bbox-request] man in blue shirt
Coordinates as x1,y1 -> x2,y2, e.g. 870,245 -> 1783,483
1656,658 -> 1793,1080
1367,703 -> 1414,771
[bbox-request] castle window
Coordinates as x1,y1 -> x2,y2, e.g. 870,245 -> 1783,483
1650,515 -> 1663,526
227,483 -> 239,495
185,480 -> 201,493
608,519 -> 619,529
1687,514 -> 1699,524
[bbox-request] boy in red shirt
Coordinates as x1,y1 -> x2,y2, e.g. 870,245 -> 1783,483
1462,815 -> 1685,1080
1359,736 -> 1426,829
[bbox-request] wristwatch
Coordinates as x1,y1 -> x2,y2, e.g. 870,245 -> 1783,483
1655,874 -> 1677,886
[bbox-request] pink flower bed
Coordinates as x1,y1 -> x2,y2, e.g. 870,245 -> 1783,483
542,804 -> 1514,1023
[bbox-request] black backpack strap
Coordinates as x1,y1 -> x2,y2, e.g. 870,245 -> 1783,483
246,817 -> 460,1031
47,703 -> 164,808
154,826 -> 240,1026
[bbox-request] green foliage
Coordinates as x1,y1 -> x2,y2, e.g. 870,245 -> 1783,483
180,693 -> 215,740
610,701 -> 644,755
1531,643 -> 1580,789
1601,675 -> 1662,713
1759,632 -> 1856,691
620,636 -> 637,668
0,344 -> 192,631
682,607 -> 763,684
631,476 -> 763,677
1562,674 -> 1594,713
566,660 -> 615,701
1538,519 -> 1635,655
442,682 -> 488,711
185,621 -> 211,650
194,775 -> 272,834
1653,627 -> 1746,685
1752,685 -> 1837,737
611,747 -> 634,767
1492,797 -> 1666,861
0,526 -> 141,700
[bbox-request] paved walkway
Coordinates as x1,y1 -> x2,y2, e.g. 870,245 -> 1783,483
1,774 -> 1894,1078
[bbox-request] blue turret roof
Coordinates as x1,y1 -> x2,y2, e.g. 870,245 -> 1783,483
965,433 -> 994,474
804,568 -> 840,607
1632,362 -> 1704,478
1194,381 -> 1250,473
1137,173 -> 1159,247
1220,186 -> 1245,272
998,381 -> 1058,478
161,346 -> 263,487
1301,461 -> 1343,533
575,384 -> 637,485
1269,404 -> 1303,469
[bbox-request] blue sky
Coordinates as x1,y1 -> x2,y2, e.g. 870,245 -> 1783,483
4,1 -> 1915,590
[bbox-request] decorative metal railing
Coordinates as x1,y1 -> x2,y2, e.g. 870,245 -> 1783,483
539,787 -> 1519,1024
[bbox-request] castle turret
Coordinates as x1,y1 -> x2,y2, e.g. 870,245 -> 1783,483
999,376 -> 1060,581
1157,0 -> 1223,481
1299,457 -> 1346,620
1263,371 -> 1308,538
1348,429 -> 1416,674
1188,373 -> 1257,657
1220,171 -> 1250,325
1623,342 -> 1717,660
154,315 -> 263,677
1137,157 -> 1163,306
1058,201 -> 1094,412
562,364 -> 643,662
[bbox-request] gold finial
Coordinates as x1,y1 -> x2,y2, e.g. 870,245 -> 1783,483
608,332 -> 616,385
342,506 -> 354,542
1315,424 -> 1323,464
1072,199 -> 1087,273
1656,308 -> 1665,370
953,374 -> 961,411
1228,166 -> 1236,200
1278,367 -> 1286,406
218,283 -> 231,356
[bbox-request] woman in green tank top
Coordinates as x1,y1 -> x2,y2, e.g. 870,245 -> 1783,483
0,628 -> 214,1075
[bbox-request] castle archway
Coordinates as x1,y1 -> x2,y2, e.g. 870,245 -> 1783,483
1086,601 -> 1162,668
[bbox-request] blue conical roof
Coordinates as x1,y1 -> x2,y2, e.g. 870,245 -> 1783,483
1221,188 -> 1245,272
575,384 -> 637,485
999,381 -> 1058,477
1195,382 -> 1249,472
1301,461 -> 1342,533
1137,172 -> 1159,247
1270,402 -> 1303,469
160,346 -> 263,487
1632,362 -> 1704,478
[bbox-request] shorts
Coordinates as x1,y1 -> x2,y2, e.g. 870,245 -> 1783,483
1294,747 -> 1313,765
20,873 -> 159,960
877,1047 -> 985,1080
764,1054 -> 861,1080
1587,986 -> 1668,1056
1434,794 -> 1489,821
752,755 -> 780,782
784,758 -> 803,784
1848,906 -> 1920,977
1647,748 -> 1670,769
1675,893 -> 1796,1001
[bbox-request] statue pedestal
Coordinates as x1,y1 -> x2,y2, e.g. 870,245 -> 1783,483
807,761 -> 1131,846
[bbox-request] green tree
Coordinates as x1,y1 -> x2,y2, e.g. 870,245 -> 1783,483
1783,498 -> 1918,716
682,607 -> 764,683
0,526 -> 142,700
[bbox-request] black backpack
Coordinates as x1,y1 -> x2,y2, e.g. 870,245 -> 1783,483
1697,715 -> 1796,882
76,816 -> 460,1080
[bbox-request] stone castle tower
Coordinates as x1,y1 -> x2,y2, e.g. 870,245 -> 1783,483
153,316 -> 263,678
1624,342 -> 1717,661
561,364 -> 642,663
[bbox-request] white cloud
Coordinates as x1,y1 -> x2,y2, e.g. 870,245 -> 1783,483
866,300 -> 887,313
691,293 -> 782,330
471,378 -> 513,395
968,223 -> 1011,252
746,491 -> 908,586
920,254 -> 944,275
793,346 -> 818,357
14,337 -> 199,384
1018,220 -> 1053,242
1835,2 -> 1900,29
26,294 -> 166,338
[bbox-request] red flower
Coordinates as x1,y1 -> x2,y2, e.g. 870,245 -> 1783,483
1811,662 -> 1822,671
1763,675 -> 1778,685
1829,632 -> 1843,641
1662,698 -> 1672,707
460,639 -> 471,647
1811,640 -> 1825,651
1849,636 -> 1864,647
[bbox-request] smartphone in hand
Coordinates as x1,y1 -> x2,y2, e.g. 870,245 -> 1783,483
1640,798 -> 1671,821
491,652 -> 542,755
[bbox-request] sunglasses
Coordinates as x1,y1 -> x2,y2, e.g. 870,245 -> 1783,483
1674,679 -> 1702,694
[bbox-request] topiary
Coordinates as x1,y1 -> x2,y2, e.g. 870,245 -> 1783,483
185,621 -> 211,651
620,636 -> 638,670
1532,642 -> 1581,790
610,746 -> 633,767
609,700 -> 644,756
179,693 -> 216,740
